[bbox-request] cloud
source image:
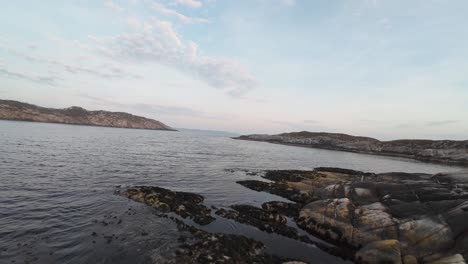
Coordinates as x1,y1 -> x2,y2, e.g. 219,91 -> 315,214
154,20 -> 184,48
425,120 -> 459,127
86,18 -> 257,96
5,47 -> 142,81
126,16 -> 141,28
360,119 -> 383,123
151,2 -> 208,24
104,0 -> 124,12
270,120 -> 298,127
303,119 -> 320,124
270,120 -> 322,129
176,0 -> 202,8
396,120 -> 460,128
60,62 -> 142,80
79,94 -> 209,118
0,67 -> 57,86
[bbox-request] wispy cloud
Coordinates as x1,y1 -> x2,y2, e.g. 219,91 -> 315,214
270,120 -> 323,130
86,17 -> 257,96
151,2 -> 208,24
0,67 -> 57,86
79,94 -> 213,119
425,120 -> 459,127
60,62 -> 142,80
303,119 -> 320,124
176,0 -> 202,8
104,0 -> 124,12
360,119 -> 384,123
270,120 -> 298,127
396,120 -> 461,128
3,47 -> 141,81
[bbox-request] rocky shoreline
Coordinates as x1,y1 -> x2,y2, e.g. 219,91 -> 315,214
116,167 -> 468,264
234,132 -> 468,166
0,99 -> 176,131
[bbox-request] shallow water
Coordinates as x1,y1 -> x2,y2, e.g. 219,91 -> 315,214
0,121 -> 465,263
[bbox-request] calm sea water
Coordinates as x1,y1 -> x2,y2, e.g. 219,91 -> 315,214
0,121 -> 465,264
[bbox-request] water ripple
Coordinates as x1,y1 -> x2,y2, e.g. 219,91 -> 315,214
0,120 -> 464,264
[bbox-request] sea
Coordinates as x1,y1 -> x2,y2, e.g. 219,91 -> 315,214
0,120 -> 465,264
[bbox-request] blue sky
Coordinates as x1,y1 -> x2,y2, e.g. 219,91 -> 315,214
1,0 -> 467,139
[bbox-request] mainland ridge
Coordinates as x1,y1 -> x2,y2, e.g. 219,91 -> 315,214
0,99 -> 175,131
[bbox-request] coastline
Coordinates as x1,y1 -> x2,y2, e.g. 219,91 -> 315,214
0,118 -> 178,131
0,99 -> 176,131
233,137 -> 468,167
119,167 -> 468,263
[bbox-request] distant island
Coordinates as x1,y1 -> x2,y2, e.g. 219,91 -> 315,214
0,99 -> 176,131
235,131 -> 468,166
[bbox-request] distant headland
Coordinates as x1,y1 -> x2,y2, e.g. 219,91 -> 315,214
0,99 -> 176,131
235,131 -> 468,166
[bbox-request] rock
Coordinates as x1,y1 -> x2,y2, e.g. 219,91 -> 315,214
398,217 -> 453,258
403,255 -> 418,264
355,240 -> 402,264
426,254 -> 465,264
262,201 -> 301,218
263,170 -> 319,182
172,223 -> 299,264
116,168 -> 468,263
215,205 -> 300,240
235,168 -> 468,263
237,180 -> 313,203
121,186 -> 215,225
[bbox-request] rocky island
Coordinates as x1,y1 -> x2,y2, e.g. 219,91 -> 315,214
0,99 -> 175,131
235,132 -> 468,166
117,167 -> 468,264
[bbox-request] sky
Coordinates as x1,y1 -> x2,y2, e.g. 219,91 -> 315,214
0,0 -> 467,140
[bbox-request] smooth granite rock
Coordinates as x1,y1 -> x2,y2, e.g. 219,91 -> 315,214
238,168 -> 468,263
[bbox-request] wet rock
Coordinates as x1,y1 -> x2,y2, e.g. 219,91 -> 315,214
263,170 -> 319,182
403,255 -> 418,264
314,167 -> 373,177
171,225 -> 297,264
120,186 -> 215,225
355,240 -> 402,264
262,201 -> 301,218
237,180 -> 313,203
215,205 -> 300,240
426,254 -> 465,264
